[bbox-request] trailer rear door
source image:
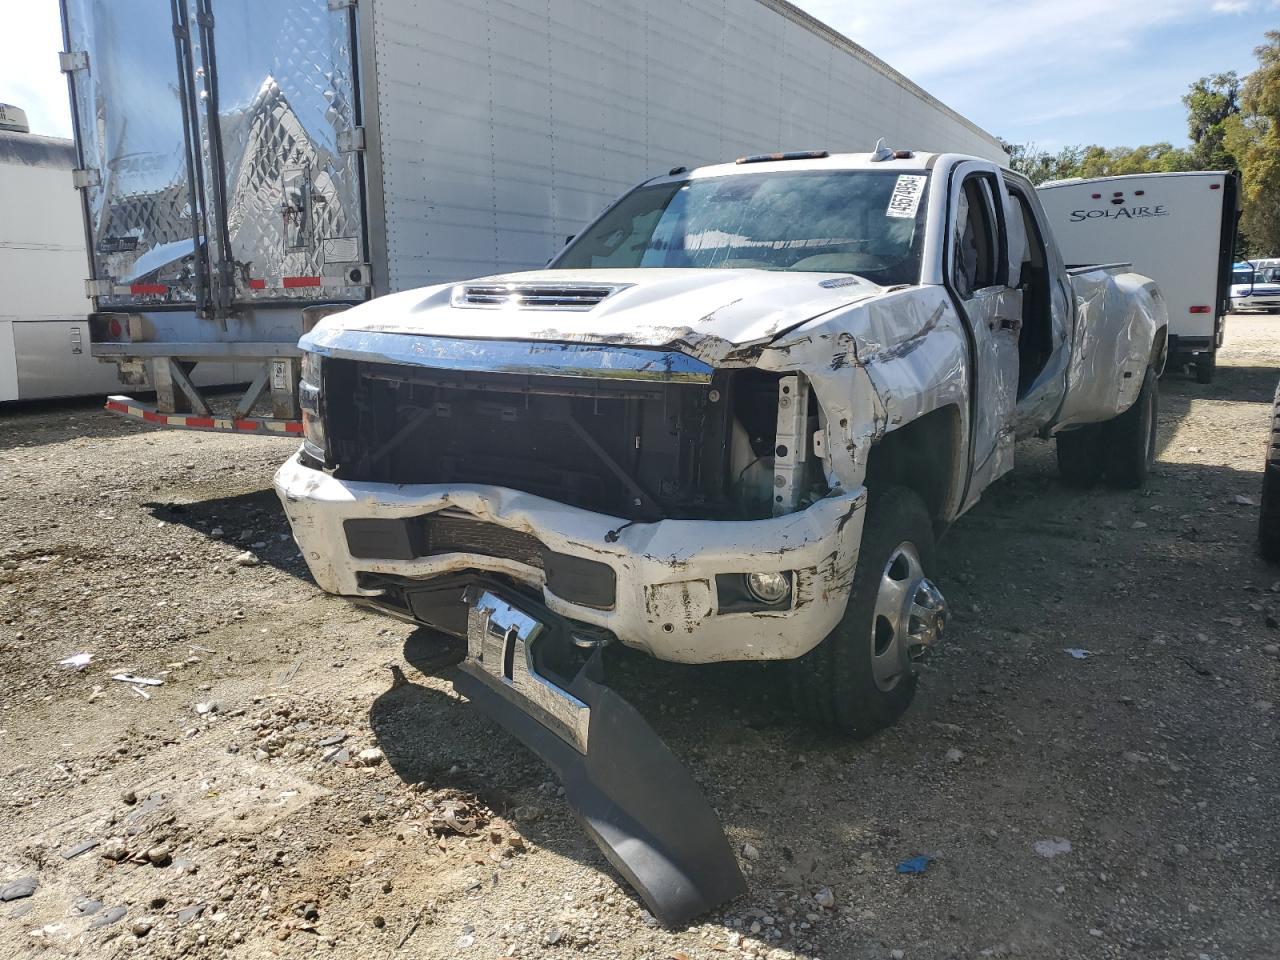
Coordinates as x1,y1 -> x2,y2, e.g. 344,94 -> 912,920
62,0 -> 369,314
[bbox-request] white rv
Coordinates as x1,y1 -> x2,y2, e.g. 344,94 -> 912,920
0,125 -> 122,402
1038,171 -> 1239,384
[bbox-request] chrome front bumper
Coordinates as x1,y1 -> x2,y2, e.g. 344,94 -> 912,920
274,452 -> 865,664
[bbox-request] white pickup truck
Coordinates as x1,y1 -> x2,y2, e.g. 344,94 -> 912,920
275,149 -> 1166,922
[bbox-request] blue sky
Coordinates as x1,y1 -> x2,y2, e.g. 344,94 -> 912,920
0,0 -> 1273,151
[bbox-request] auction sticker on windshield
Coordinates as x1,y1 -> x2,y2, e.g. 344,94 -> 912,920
886,175 -> 927,219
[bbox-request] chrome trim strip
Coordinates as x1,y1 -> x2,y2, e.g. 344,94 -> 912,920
299,329 -> 714,382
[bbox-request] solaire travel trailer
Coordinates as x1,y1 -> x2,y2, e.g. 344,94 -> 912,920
1037,171 -> 1239,384
59,0 -> 1007,433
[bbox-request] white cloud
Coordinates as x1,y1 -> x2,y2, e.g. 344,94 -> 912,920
794,0 -> 1261,146
1211,0 -> 1252,12
0,2 -> 72,137
799,0 -> 1245,82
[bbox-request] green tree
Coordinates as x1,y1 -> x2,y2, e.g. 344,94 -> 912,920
1183,72 -> 1240,169
1225,32 -> 1280,255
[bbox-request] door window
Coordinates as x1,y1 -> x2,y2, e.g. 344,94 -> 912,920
952,177 -> 998,298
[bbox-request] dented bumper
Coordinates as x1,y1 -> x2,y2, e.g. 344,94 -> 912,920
274,452 -> 865,664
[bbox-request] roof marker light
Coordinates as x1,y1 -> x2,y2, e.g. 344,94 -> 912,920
735,150 -> 829,164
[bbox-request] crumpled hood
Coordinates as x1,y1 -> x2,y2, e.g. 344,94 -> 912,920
311,268 -> 884,364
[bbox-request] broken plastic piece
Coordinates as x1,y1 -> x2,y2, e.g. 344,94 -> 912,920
438,581 -> 747,927
1063,648 -> 1091,660
112,674 -> 163,686
895,854 -> 933,874
59,653 -> 93,669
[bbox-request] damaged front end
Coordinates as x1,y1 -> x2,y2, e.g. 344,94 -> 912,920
278,321 -> 866,925
309,335 -> 830,524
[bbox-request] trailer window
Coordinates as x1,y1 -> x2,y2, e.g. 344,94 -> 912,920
553,170 -> 929,286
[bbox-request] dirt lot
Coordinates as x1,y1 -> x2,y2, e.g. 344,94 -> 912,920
1,316 -> 1277,960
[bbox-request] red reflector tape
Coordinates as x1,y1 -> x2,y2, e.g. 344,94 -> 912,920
234,419 -> 261,431
130,283 -> 167,296
142,410 -> 167,423
105,400 -> 128,413
249,279 -> 266,290
185,416 -> 215,428
284,421 -> 303,434
282,276 -> 322,288
1190,306 -> 1212,314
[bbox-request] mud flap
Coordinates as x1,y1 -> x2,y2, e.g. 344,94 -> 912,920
447,587 -> 747,927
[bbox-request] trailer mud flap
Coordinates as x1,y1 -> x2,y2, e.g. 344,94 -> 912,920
447,587 -> 747,927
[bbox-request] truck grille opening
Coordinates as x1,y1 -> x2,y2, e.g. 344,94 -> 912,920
451,283 -> 627,310
322,359 -> 826,521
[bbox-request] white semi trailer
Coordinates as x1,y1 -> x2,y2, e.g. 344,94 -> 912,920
60,0 -> 1006,431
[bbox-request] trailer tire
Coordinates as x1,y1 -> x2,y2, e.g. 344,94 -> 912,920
1103,366 -> 1158,489
1055,425 -> 1107,487
1195,352 -> 1216,384
1259,382 -> 1280,562
788,487 -> 944,739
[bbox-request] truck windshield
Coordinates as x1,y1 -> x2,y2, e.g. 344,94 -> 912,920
552,170 -> 929,286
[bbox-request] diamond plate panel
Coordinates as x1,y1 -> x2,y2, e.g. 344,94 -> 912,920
201,0 -> 366,302
63,0 -> 202,307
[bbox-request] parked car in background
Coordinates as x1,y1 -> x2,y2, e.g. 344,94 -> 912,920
1231,261 -> 1280,314
1038,171 -> 1238,384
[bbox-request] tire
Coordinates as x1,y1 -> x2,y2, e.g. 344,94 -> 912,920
1103,366 -> 1158,489
1195,351 -> 1216,384
1056,424 -> 1107,488
788,487 -> 945,738
1259,382 -> 1280,562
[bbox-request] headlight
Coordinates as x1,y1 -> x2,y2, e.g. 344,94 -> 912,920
745,571 -> 791,605
299,351 -> 325,462
301,350 -> 323,385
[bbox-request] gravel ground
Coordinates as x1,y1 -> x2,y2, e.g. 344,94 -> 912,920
0,316 -> 1276,960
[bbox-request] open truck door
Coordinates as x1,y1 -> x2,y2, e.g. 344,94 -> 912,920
61,0 -> 370,428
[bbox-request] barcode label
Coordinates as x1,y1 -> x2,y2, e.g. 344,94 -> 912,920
886,175 -> 927,219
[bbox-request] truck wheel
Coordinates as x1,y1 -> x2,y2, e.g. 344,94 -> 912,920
788,487 -> 947,739
1055,425 -> 1106,487
1103,366 -> 1158,489
1259,382 -> 1280,562
1195,352 -> 1216,384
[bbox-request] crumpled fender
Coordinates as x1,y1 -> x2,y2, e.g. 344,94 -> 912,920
1054,267 -> 1168,431
757,286 -> 970,519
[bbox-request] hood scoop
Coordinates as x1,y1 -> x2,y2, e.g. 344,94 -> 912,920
452,281 -> 632,311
